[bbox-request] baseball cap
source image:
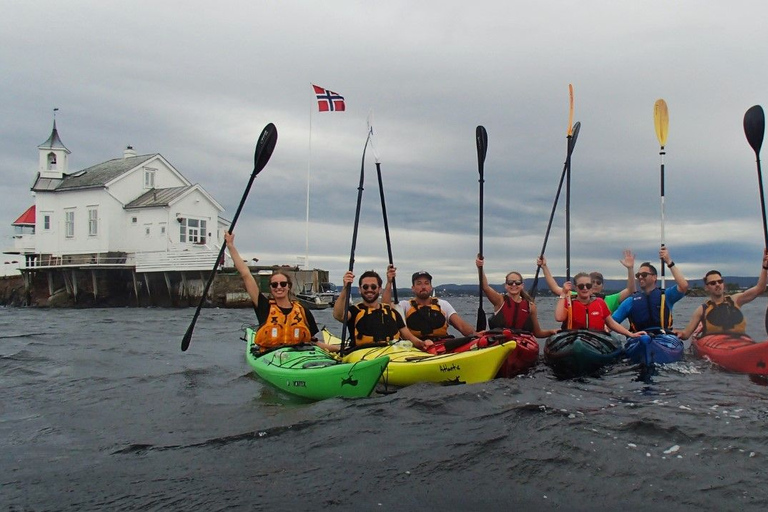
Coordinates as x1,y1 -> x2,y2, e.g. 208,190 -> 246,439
411,271 -> 433,283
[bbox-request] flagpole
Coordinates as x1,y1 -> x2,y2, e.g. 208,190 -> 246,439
305,84 -> 313,270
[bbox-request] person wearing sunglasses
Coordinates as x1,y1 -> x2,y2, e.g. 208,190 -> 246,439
475,256 -> 556,337
224,232 -> 325,352
555,273 -> 644,337
333,269 -> 429,350
611,247 -> 689,332
536,250 -> 636,313
385,267 -> 476,341
675,250 -> 768,340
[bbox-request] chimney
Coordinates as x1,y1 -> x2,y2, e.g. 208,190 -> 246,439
123,145 -> 137,159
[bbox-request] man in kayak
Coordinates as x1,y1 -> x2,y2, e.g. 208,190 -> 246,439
384,267 -> 476,340
333,269 -> 431,351
537,249 -> 636,312
611,247 -> 689,332
676,250 -> 768,339
224,232 -> 332,352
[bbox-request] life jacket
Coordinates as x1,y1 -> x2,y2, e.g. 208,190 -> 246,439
561,299 -> 606,331
253,300 -> 312,350
628,288 -> 672,331
489,295 -> 534,332
405,298 -> 449,340
350,303 -> 401,346
701,296 -> 746,335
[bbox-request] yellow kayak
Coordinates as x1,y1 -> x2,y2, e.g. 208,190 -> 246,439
323,329 -> 515,387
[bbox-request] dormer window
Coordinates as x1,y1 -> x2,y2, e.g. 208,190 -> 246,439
47,152 -> 57,170
144,168 -> 156,189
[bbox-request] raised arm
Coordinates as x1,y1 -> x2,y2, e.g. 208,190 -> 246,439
661,247 -> 689,294
618,249 -> 636,302
332,271 -> 355,322
224,232 -> 260,308
734,250 -> 768,307
537,255 -> 564,296
476,255 -> 504,309
381,264 -> 396,304
554,281 -> 572,323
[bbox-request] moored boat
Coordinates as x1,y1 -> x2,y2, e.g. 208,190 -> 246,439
544,329 -> 622,378
244,327 -> 389,400
624,331 -> 684,366
692,334 -> 768,375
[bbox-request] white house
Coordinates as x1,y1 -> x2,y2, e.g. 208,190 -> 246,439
4,120 -> 229,302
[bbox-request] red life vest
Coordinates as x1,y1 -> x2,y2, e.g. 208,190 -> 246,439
489,295 -> 534,332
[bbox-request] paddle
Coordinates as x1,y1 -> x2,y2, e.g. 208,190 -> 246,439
181,123 -> 278,352
654,99 -> 669,331
743,105 -> 767,333
476,125 -> 488,331
339,128 -> 373,355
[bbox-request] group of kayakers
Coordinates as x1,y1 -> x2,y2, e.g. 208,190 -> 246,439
225,229 -> 768,355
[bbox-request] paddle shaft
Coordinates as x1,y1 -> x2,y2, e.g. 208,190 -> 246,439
476,126 -> 488,331
339,132 -> 371,354
660,147 -> 667,288
375,161 -> 397,303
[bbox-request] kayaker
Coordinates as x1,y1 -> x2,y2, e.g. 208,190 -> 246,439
676,250 -> 768,339
224,232 -> 332,352
333,270 -> 431,351
475,255 -> 556,337
555,273 -> 644,338
611,246 -> 689,332
536,250 -> 636,312
384,267 -> 477,340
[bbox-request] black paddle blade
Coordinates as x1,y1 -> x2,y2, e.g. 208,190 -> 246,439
476,125 -> 488,170
567,121 -> 581,154
476,307 -> 487,331
254,123 -> 278,174
744,106 -> 765,156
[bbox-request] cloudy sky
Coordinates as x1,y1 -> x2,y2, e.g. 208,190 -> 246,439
2,1 -> 768,284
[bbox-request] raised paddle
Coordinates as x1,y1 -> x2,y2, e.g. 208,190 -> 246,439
530,121 -> 581,299
476,125 -> 488,331
339,128 -> 373,355
743,105 -> 767,333
654,99 -> 669,331
181,123 -> 278,351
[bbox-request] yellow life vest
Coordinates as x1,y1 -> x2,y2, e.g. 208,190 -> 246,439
351,303 -> 401,345
701,295 -> 747,335
405,298 -> 449,340
253,300 -> 312,351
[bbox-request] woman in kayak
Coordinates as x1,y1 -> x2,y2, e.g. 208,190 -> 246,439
555,272 -> 644,338
224,232 -> 335,352
475,256 -> 556,337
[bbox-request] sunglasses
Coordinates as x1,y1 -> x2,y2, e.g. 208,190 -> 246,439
576,283 -> 593,290
706,279 -> 724,286
269,281 -> 289,289
635,272 -> 655,279
506,280 -> 523,286
592,279 -> 603,285
361,284 -> 379,291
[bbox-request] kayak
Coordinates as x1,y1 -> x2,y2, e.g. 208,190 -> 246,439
244,327 -> 389,400
692,334 -> 768,375
544,330 -> 622,377
341,340 -> 516,387
624,332 -> 684,366
429,329 -> 540,378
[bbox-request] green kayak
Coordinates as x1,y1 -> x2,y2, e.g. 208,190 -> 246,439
244,327 -> 389,400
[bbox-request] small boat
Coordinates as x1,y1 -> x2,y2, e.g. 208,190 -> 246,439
544,330 -> 622,378
692,334 -> 768,375
316,282 -> 341,306
244,327 -> 389,400
322,329 -> 515,386
296,284 -> 332,310
624,331 -> 684,366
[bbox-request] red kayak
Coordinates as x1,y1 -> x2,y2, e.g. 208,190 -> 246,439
428,329 -> 539,378
692,334 -> 768,375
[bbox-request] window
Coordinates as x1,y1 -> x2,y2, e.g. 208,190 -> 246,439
179,218 -> 207,244
160,224 -> 166,235
42,213 -> 52,231
47,152 -> 57,170
88,208 -> 98,236
131,217 -> 138,224
144,168 -> 156,189
144,224 -> 151,237
65,210 -> 75,238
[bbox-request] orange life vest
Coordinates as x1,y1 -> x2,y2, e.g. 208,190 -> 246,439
253,300 -> 312,350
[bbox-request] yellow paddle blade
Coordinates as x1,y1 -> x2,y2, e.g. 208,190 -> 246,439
568,83 -> 575,136
654,99 -> 669,147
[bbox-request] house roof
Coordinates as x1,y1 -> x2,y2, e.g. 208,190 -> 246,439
37,120 -> 70,153
124,186 -> 190,209
32,154 -> 157,192
12,205 -> 35,226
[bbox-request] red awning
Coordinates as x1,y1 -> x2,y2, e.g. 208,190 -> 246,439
12,205 -> 35,226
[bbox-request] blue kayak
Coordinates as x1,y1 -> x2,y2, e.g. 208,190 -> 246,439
544,330 -> 623,378
624,332 -> 684,366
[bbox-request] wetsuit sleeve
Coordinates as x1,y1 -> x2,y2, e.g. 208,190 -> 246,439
254,293 -> 271,325
664,285 -> 686,307
611,296 -> 632,323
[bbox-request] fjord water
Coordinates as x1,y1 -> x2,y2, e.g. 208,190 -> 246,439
3,297 -> 768,511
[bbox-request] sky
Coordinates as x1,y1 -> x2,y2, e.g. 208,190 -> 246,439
2,1 -> 768,284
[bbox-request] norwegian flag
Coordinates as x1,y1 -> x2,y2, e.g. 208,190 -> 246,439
312,84 -> 345,112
